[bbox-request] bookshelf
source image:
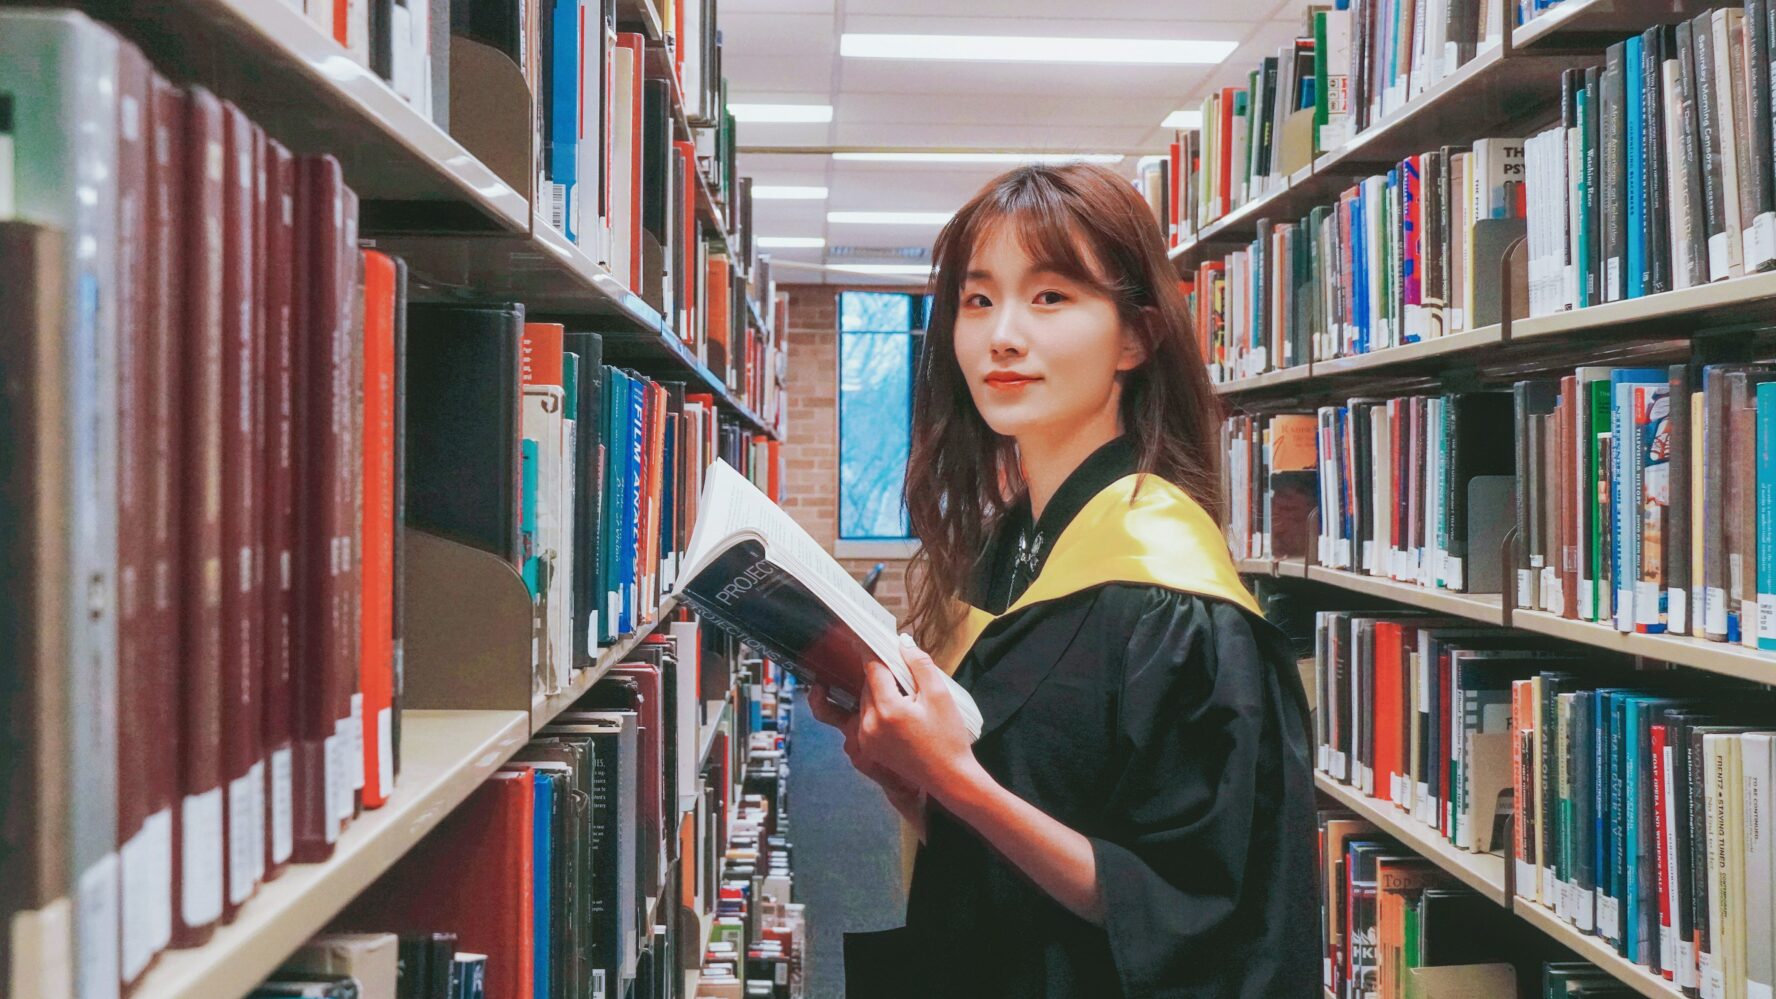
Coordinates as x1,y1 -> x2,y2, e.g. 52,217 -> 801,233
1315,771 -> 1686,999
127,711 -> 530,999
530,597 -> 683,731
1313,774 -> 1509,905
1302,566 -> 1508,624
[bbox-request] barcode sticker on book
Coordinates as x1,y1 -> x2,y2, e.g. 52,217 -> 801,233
1577,888 -> 1594,932
1709,233 -> 1730,283
1669,587 -> 1688,635
1517,569 -> 1533,609
77,854 -> 120,998
378,707 -> 395,795
1636,580 -> 1663,626
1760,594 -> 1776,645
120,815 -> 164,979
549,182 -> 566,232
1607,258 -> 1622,300
1579,579 -> 1595,620
182,788 -> 224,926
1748,214 -> 1776,271
1515,860 -> 1537,899
1679,941 -> 1697,988
228,771 -> 256,904
1446,556 -> 1463,590
350,693 -> 365,791
271,746 -> 293,864
1598,895 -> 1620,941
322,732 -> 342,844
1542,567 -> 1559,613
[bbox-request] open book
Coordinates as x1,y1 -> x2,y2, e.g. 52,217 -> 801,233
676,460 -> 983,740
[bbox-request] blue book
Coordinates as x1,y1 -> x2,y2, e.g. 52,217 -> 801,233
660,398 -> 677,583
1759,382 -> 1776,649
1593,688 -> 1625,944
546,0 -> 582,242
531,770 -> 554,999
623,373 -> 646,632
1625,34 -> 1645,300
1608,691 -> 1629,953
1637,383 -> 1671,634
1352,193 -> 1369,354
1576,87 -> 1592,308
1610,369 -> 1664,632
521,438 -> 540,596
606,368 -> 633,637
1622,694 -> 1649,963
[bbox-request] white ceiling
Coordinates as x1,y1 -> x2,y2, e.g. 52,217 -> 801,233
720,0 -> 1312,284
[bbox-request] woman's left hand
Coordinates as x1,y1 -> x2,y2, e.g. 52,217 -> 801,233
853,635 -> 982,800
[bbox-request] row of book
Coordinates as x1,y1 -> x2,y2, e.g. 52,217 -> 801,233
1136,0 -> 1509,245
1186,136 -> 1526,381
408,307 -> 782,701
1522,8 -> 1776,317
1322,809 -> 1643,998
1312,608 -> 1776,997
0,14 -> 412,995
243,635 -> 803,999
1223,360 -> 1776,647
1223,395 -> 1517,597
294,0 -> 443,122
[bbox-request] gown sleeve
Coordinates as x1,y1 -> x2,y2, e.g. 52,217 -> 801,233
1088,588 -> 1315,998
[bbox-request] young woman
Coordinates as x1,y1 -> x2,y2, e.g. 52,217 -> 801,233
808,163 -> 1319,998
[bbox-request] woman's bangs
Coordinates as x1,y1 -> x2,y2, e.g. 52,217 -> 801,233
958,190 -> 1117,299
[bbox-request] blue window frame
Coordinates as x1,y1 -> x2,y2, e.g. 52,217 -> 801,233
837,291 -> 928,540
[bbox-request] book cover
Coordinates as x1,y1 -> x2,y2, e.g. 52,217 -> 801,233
359,251 -> 399,809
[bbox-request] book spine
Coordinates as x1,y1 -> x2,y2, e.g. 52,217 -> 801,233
1760,381 -> 1776,649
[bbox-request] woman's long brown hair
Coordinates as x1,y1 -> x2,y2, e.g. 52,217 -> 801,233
903,163 -> 1224,654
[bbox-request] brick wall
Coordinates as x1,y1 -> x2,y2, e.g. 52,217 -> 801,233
778,283 -> 917,623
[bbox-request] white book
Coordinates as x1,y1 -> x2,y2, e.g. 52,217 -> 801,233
1664,58 -> 1696,292
1743,734 -> 1775,999
609,44 -> 637,286
676,460 -> 984,739
523,377 -> 568,694
669,621 -> 702,813
1712,10 -> 1747,280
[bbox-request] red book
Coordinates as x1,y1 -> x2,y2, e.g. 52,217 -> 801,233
293,154 -> 353,863
174,85 -> 227,948
1217,88 -> 1237,217
1437,646 -> 1455,837
220,102 -> 265,919
262,138 -> 298,877
115,42 -> 167,985
1372,621 -> 1405,804
674,139 -> 698,343
341,189 -> 364,825
337,770 -> 534,998
359,250 -> 399,809
1168,139 -> 1182,245
1651,723 -> 1673,979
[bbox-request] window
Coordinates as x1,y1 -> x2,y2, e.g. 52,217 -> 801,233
837,291 -> 928,540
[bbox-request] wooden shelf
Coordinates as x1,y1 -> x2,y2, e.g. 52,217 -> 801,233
131,711 -> 530,999
1305,566 -> 1507,624
1513,901 -> 1682,999
1314,773 -> 1509,905
1509,609 -> 1776,683
1311,325 -> 1505,379
92,0 -> 527,233
1510,270 -> 1776,343
1511,0 -> 1717,51
1214,365 -> 1314,397
598,326 -> 779,438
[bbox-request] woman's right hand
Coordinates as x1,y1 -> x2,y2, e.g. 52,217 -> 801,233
807,682 -> 929,839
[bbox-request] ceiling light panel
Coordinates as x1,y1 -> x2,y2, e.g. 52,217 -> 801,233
838,33 -> 1238,65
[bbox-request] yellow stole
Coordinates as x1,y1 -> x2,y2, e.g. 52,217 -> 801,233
937,472 -> 1260,674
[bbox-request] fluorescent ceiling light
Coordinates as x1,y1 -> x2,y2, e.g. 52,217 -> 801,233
753,185 -> 830,200
1162,109 -> 1204,129
832,151 -> 1125,165
828,263 -> 934,276
839,33 -> 1237,65
729,103 -> 834,123
758,236 -> 827,248
828,210 -> 953,225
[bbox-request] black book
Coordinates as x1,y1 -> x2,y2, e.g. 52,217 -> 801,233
369,0 -> 394,82
543,713 -> 639,995
1643,26 -> 1672,294
1676,18 -> 1709,288
1513,381 -> 1559,609
1416,889 -> 1507,964
404,304 -> 524,564
1447,391 -> 1516,594
641,79 -> 672,246
563,332 -> 605,664
450,0 -> 525,70
1602,42 -> 1628,302
390,256 -> 409,778
1584,66 -> 1604,304
1258,56 -> 1280,178
1693,11 -> 1728,280
1749,0 -> 1776,269
1667,363 -> 1695,636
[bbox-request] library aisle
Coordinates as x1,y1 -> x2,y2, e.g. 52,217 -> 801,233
15,0 -> 1776,997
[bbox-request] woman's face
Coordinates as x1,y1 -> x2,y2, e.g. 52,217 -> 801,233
952,224 -> 1145,446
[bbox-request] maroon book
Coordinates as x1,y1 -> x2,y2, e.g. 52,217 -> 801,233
261,136 -> 298,881
173,85 -> 225,948
294,156 -> 361,862
219,101 -> 264,920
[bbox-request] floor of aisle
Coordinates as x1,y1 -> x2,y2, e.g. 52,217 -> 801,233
786,689 -> 908,999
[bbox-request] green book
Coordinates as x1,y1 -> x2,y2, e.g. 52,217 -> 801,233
1589,377 -> 1614,621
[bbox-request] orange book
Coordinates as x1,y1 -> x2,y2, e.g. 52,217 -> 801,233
705,255 -> 731,378
358,250 -> 398,809
1375,857 -> 1454,999
1372,621 -> 1405,804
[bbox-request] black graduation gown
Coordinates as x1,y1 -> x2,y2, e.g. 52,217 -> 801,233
844,440 -> 1321,999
